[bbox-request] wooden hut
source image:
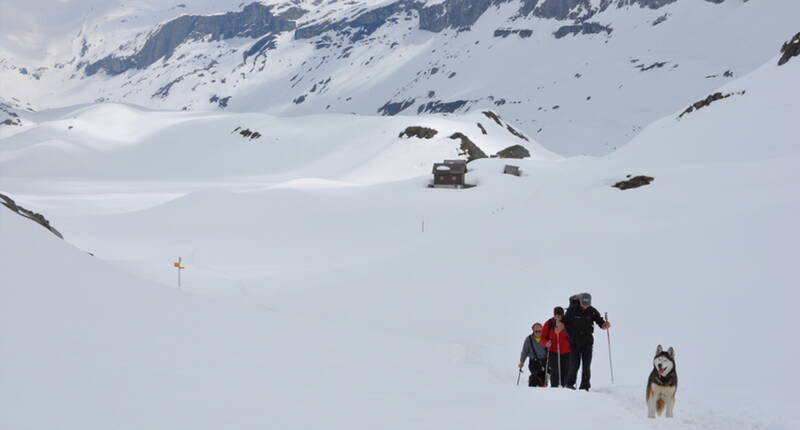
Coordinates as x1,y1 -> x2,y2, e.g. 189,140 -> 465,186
432,160 -> 467,188
503,165 -> 521,176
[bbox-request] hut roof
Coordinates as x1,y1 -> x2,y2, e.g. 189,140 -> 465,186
432,162 -> 466,174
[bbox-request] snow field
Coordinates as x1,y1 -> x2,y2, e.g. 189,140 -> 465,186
2,50 -> 800,429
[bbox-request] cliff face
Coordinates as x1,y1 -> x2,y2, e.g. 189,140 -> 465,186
85,0 -> 732,77
86,3 -> 299,76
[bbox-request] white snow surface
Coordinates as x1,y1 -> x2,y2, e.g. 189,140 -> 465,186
2,43 -> 800,430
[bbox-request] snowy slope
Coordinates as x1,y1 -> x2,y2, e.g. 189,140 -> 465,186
2,35 -> 800,429
7,199 -> 783,430
2,0 -> 799,154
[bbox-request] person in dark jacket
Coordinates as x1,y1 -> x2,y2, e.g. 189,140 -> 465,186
541,306 -> 570,388
562,293 -> 610,391
518,323 -> 548,387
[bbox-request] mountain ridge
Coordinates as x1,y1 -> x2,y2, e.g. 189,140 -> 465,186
1,0 -> 791,155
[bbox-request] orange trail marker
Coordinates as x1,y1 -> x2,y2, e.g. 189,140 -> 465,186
173,257 -> 185,288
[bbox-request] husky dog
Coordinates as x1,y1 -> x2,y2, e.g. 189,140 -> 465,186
646,345 -> 677,418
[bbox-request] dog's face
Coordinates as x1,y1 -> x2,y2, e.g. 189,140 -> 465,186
653,344 -> 675,377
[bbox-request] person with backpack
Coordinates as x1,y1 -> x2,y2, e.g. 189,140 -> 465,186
541,306 -> 570,387
518,323 -> 548,387
562,293 -> 610,391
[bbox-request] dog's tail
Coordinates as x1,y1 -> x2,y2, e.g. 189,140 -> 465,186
655,398 -> 665,416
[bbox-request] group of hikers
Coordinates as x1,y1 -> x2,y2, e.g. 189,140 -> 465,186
518,293 -> 611,390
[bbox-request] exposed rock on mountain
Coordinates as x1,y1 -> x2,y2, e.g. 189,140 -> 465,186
778,32 -> 800,66
613,175 -> 654,190
495,144 -> 531,158
86,3 -> 299,76
482,111 -> 504,127
554,22 -> 612,39
85,0 -> 734,79
636,61 -> 669,71
419,0 -> 496,33
678,90 -> 745,118
494,29 -> 534,38
232,126 -> 262,140
0,193 -> 64,239
1,103 -> 22,127
296,1 -> 417,41
417,100 -> 470,114
481,111 -> 529,141
449,132 -> 488,161
399,126 -> 439,139
379,99 -> 416,116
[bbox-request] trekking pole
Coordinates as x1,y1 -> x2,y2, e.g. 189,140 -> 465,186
557,334 -> 562,387
516,368 -> 522,386
605,312 -> 615,384
544,346 -> 550,387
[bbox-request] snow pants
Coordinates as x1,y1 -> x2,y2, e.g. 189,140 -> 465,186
548,352 -> 569,387
567,337 -> 593,390
528,359 -> 546,387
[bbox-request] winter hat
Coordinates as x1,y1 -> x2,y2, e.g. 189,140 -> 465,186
579,293 -> 592,306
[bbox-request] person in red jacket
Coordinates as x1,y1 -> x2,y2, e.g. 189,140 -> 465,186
541,306 -> 570,387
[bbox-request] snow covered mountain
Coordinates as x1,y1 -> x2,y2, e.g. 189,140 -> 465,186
2,33 -> 800,428
2,0 -> 800,427
2,0 -> 798,154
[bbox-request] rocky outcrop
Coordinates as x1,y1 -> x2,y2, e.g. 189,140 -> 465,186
296,0 -> 419,41
86,3 -> 298,76
778,32 -> 800,66
1,103 -> 22,126
209,95 -> 231,108
419,0 -> 496,32
622,0 -> 679,8
378,99 -> 416,115
636,61 -> 668,71
296,0 -> 703,42
232,126 -> 261,140
678,90 -> 745,118
554,22 -> 612,39
399,126 -> 439,139
417,100 -> 470,114
520,0 -> 721,22
495,145 -> 531,158
482,111 -> 504,127
494,28 -> 533,38
481,111 -> 529,141
504,123 -> 529,141
243,34 -> 278,61
449,132 -> 488,161
0,192 -> 64,239
613,175 -> 654,190
527,0 -> 596,20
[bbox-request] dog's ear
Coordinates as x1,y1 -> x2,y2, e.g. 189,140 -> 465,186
668,347 -> 675,359
656,344 -> 663,355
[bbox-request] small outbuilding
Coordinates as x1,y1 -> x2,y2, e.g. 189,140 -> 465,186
431,160 -> 467,188
503,165 -> 521,176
